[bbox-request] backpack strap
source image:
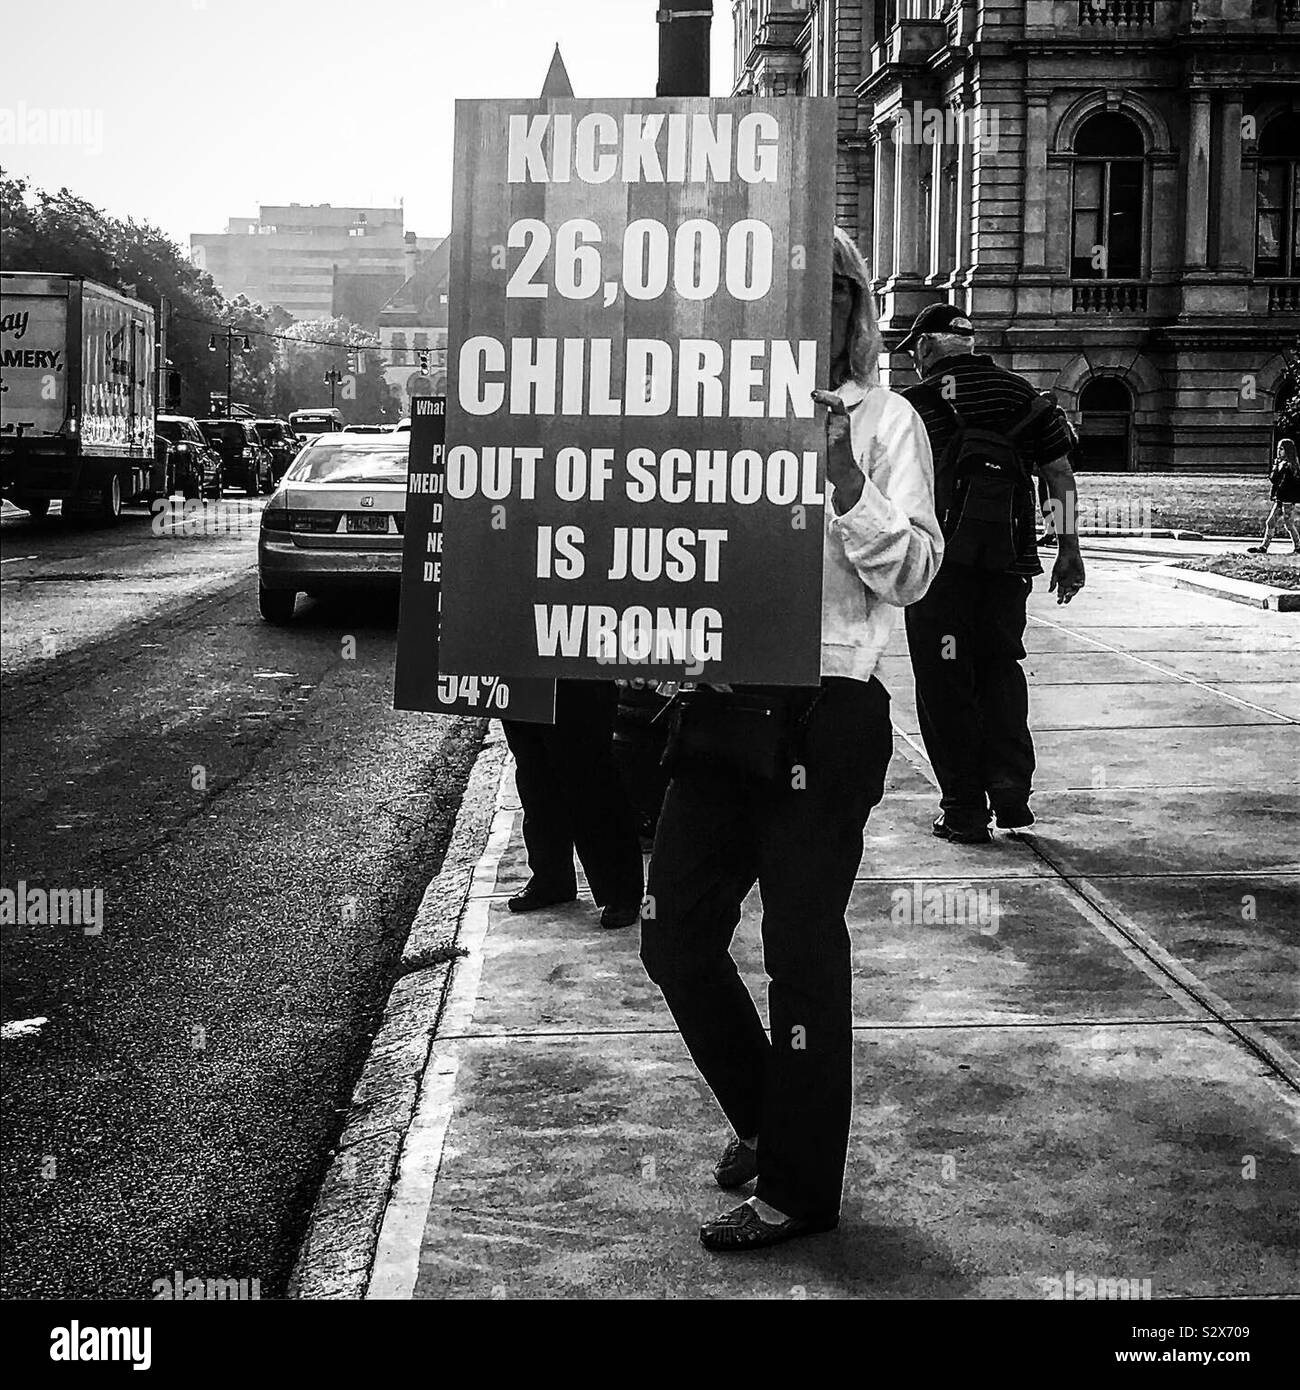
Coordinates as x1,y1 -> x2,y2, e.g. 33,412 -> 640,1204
1004,393 -> 1056,442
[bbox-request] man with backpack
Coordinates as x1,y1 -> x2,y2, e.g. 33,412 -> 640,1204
897,304 -> 1086,844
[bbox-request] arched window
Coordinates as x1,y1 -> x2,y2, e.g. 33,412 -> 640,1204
1071,112 -> 1145,279
1255,113 -> 1300,280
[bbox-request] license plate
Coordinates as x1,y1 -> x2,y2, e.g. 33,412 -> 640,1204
346,514 -> 389,534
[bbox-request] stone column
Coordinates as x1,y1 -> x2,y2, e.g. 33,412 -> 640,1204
1216,91 -> 1246,271
894,121 -> 923,280
873,125 -> 896,282
1183,90 -> 1212,270
1022,93 -> 1050,270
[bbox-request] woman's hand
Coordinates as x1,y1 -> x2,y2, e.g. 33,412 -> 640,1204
812,389 -> 864,514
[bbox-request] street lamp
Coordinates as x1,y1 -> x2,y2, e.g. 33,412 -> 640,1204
209,328 -> 252,416
323,367 -> 344,407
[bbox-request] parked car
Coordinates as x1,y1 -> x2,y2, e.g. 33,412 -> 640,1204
198,419 -> 274,495
341,423 -> 394,434
155,416 -> 224,499
251,418 -> 299,480
257,435 -> 407,623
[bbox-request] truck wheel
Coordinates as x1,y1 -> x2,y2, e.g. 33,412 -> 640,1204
258,585 -> 296,625
14,496 -> 51,519
97,473 -> 123,523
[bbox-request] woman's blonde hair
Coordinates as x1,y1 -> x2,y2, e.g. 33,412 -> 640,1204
832,227 -> 883,387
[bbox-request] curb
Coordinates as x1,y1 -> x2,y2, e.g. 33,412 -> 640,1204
1136,563 -> 1300,612
288,723 -> 510,1300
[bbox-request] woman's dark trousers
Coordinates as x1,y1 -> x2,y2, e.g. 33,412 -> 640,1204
639,676 -> 893,1223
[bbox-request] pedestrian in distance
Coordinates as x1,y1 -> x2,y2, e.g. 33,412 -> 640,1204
1246,438 -> 1300,555
501,679 -> 645,930
898,303 -> 1086,846
640,228 -> 943,1253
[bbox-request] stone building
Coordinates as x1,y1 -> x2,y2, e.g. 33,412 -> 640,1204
732,0 -> 1300,469
376,235 -> 451,416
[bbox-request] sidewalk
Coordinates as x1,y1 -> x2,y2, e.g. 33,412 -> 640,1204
358,559 -> 1299,1299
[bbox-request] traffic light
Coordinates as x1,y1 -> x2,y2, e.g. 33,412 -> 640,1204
347,349 -> 358,373
418,351 -> 430,374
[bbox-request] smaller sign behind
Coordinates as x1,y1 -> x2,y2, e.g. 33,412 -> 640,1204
394,397 -> 556,722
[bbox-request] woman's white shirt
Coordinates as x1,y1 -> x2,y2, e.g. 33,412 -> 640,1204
820,381 -> 944,683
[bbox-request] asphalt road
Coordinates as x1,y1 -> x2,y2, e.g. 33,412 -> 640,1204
0,498 -> 485,1298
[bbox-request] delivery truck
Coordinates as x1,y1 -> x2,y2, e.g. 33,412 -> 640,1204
1,272 -> 158,521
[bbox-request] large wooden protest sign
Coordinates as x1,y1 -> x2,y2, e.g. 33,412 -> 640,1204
438,97 -> 837,685
394,396 -> 556,721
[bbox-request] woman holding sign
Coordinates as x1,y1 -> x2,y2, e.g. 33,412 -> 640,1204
641,229 -> 944,1252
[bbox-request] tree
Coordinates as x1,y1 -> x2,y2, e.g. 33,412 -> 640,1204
2,171 -> 280,416
272,317 -> 397,423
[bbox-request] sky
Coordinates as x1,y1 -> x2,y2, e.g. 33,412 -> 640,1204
3,0 -> 736,250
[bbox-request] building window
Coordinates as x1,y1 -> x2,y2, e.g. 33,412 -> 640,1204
391,331 -> 407,366
1255,113 -> 1300,280
413,332 -> 429,350
1071,111 -> 1144,279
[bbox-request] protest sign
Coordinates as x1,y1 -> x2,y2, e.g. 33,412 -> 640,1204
394,396 -> 556,721
438,97 -> 837,685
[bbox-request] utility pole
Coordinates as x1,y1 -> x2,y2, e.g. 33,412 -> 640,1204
656,0 -> 712,97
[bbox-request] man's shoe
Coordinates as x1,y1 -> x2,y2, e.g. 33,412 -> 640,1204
507,883 -> 577,914
1038,533 -> 1058,547
700,1202 -> 837,1253
993,803 -> 1035,830
932,814 -> 992,845
713,1135 -> 758,1189
1246,545 -> 1269,554
599,901 -> 642,930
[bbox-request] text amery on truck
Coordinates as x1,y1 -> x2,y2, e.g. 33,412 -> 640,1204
0,272 -> 158,521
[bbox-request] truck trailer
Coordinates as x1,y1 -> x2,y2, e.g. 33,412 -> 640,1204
1,272 -> 158,521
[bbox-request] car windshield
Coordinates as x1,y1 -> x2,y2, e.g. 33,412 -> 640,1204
292,442 -> 408,484
156,421 -> 184,442
292,415 -> 337,432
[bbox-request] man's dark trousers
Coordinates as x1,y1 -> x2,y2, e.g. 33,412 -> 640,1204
502,680 -> 643,908
640,677 -> 893,1223
904,565 -> 1035,826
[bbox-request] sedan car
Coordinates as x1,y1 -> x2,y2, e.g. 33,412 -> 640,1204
198,419 -> 275,495
251,418 -> 299,481
154,415 -> 223,499
257,435 -> 408,623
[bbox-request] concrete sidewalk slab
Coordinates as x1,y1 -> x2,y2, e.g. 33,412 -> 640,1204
404,1024 -> 1297,1300
332,555 -> 1299,1301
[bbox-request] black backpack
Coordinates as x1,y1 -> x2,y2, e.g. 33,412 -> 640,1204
920,390 -> 1055,571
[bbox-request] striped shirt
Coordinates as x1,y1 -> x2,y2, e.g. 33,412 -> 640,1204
901,354 -> 1072,578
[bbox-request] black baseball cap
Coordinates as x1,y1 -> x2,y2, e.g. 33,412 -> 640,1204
898,303 -> 975,352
